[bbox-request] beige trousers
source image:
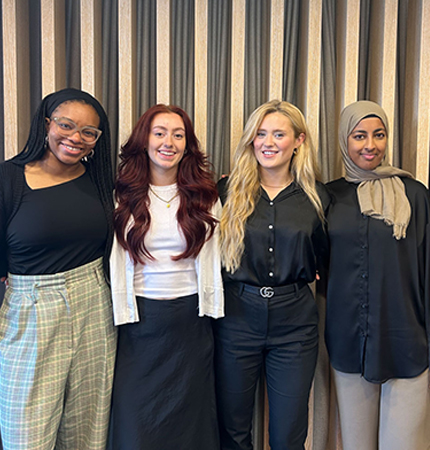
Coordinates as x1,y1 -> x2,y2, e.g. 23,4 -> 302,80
333,368 -> 430,450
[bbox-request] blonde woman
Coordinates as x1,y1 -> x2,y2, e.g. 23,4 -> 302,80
214,100 -> 329,450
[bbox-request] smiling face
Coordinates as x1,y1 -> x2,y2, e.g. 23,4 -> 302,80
147,112 -> 186,184
45,101 -> 100,167
253,112 -> 304,176
347,117 -> 387,171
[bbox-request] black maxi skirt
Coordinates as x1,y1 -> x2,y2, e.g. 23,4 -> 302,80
108,293 -> 220,450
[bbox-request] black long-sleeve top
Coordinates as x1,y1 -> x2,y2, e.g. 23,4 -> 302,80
0,161 -> 107,276
325,177 -> 430,382
218,177 -> 330,287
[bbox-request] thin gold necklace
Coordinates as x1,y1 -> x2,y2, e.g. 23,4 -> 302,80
261,179 -> 293,189
149,185 -> 179,208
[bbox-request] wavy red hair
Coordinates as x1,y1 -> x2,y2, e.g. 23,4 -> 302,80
114,104 -> 218,264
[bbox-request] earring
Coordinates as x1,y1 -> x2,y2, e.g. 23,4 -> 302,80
184,149 -> 188,154
44,135 -> 49,149
293,148 -> 297,155
82,149 -> 95,162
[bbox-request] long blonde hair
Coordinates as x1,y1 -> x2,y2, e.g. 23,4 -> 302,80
220,100 -> 324,273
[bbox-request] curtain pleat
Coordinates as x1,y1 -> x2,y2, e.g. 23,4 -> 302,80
207,0 -> 232,177
65,0 -> 81,89
318,0 -> 337,182
136,0 -> 157,117
170,0 -> 194,120
282,0 -> 300,104
244,0 -> 270,121
101,0 -> 119,165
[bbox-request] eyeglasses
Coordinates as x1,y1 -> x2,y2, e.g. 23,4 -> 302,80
50,117 -> 102,144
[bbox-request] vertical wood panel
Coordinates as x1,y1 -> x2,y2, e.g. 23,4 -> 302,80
415,0 -> 430,186
3,0 -> 19,159
81,0 -> 102,98
403,0 -> 430,185
156,0 -> 170,104
2,0 -> 30,158
299,0 -> 322,153
336,0 -> 361,175
268,0 -> 284,100
368,0 -> 398,165
41,0 -> 66,96
230,0 -> 246,162
194,0 -> 207,152
118,0 -> 136,148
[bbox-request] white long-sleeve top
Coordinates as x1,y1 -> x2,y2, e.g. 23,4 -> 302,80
109,199 -> 225,325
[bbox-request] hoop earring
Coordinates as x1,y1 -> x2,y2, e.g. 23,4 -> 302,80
293,148 -> 297,155
82,149 -> 95,162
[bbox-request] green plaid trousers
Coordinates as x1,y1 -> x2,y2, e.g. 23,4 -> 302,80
0,258 -> 117,450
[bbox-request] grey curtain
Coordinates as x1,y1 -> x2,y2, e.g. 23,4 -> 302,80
282,0 -> 300,104
170,0 -> 195,120
136,0 -> 157,117
206,0 -> 232,177
244,0 -> 270,121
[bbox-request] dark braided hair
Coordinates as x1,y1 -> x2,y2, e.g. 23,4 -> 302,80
13,88 -> 115,278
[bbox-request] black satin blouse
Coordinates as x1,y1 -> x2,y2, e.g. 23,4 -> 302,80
325,177 -> 430,382
218,177 -> 330,287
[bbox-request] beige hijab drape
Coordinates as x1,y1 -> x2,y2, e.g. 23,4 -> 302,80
339,101 -> 413,239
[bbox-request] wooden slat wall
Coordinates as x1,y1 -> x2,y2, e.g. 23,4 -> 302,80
1,1 -> 429,449
3,0 -> 429,184
118,0 -> 136,148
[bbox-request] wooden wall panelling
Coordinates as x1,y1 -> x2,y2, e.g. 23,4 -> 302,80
2,0 -> 30,158
41,0 -> 66,97
367,0 -> 398,165
156,0 -> 170,104
298,0 -> 322,155
194,0 -> 208,152
118,0 -> 136,149
268,0 -> 284,101
335,0 -> 360,178
80,0 -> 102,99
403,0 -> 430,185
230,0 -> 246,164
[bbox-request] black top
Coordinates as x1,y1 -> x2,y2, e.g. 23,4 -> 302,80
6,171 -> 107,275
218,177 -> 330,286
325,177 -> 430,382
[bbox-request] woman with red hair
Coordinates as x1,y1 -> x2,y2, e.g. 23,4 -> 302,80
108,104 -> 224,449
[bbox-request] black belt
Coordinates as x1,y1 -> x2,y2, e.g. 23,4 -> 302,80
240,280 -> 307,298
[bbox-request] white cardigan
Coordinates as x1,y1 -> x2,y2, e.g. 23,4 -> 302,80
110,200 -> 225,325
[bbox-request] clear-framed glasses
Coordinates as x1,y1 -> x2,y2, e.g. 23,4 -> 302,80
51,117 -> 102,144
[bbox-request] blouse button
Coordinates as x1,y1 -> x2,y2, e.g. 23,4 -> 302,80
269,201 -> 274,206
269,272 -> 274,277
361,272 -> 368,279
268,224 -> 273,229
269,247 -> 273,252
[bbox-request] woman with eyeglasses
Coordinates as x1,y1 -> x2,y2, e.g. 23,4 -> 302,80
0,88 -> 116,450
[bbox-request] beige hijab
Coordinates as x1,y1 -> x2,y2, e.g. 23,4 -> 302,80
339,101 -> 413,239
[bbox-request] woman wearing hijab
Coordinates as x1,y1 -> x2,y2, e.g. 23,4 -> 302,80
215,100 -> 329,450
108,104 -> 223,449
0,88 -> 116,449
325,100 -> 430,450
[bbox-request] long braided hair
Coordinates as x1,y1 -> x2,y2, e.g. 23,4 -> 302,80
13,88 -> 115,277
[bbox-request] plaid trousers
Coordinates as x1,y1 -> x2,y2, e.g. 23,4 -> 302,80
0,258 -> 117,450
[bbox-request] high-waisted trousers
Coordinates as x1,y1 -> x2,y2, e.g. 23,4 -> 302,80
0,258 -> 117,450
213,281 -> 319,450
